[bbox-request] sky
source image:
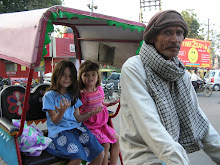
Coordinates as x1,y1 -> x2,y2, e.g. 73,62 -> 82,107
63,0 -> 220,55
63,0 -> 220,35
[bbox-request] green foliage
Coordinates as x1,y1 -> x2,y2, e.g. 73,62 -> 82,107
205,24 -> 220,57
53,25 -> 66,38
181,9 -> 220,66
181,9 -> 203,39
215,55 -> 220,68
0,0 -> 63,14
209,29 -> 220,65
200,20 -> 220,64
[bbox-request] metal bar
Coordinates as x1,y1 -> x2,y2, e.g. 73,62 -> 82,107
53,22 -> 109,26
16,68 -> 34,138
109,103 -> 121,119
35,14 -> 48,68
141,5 -> 159,7
140,0 -> 160,3
119,151 -> 124,165
78,38 -> 141,43
15,136 -> 22,165
71,26 -> 82,65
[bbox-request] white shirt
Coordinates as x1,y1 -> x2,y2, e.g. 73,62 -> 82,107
191,73 -> 202,81
119,55 -> 220,165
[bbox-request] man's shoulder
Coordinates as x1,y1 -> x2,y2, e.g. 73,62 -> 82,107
123,55 -> 142,68
122,55 -> 145,77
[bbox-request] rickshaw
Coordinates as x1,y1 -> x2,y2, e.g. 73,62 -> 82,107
0,5 -> 145,165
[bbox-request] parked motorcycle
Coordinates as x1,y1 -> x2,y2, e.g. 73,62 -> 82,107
14,80 -> 26,86
101,82 -> 114,100
0,78 -> 10,91
193,79 -> 212,97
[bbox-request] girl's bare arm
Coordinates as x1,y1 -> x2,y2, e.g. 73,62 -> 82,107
74,106 -> 103,123
103,98 -> 120,107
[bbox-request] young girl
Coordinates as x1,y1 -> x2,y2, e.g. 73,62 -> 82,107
42,60 -> 104,165
78,60 -> 120,165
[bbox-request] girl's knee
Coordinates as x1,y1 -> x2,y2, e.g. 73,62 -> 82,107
112,141 -> 120,149
98,150 -> 105,159
67,159 -> 82,165
114,134 -> 119,141
102,143 -> 110,150
114,134 -> 120,147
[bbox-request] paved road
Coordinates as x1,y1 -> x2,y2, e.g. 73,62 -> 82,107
109,91 -> 220,165
188,91 -> 220,165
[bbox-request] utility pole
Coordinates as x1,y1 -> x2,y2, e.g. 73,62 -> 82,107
207,18 -> 210,41
87,0 -> 98,14
207,18 -> 213,68
139,0 -> 162,23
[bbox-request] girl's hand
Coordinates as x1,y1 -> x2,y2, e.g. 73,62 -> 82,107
112,98 -> 120,104
89,106 -> 103,117
48,98 -> 71,125
104,98 -> 120,106
55,98 -> 71,114
75,106 -> 103,123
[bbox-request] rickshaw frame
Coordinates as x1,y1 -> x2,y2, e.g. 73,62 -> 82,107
0,5 -> 146,165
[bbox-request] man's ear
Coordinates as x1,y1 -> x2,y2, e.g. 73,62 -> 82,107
150,38 -> 154,44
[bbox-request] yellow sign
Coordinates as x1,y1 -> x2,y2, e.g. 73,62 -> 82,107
35,59 -> 45,71
178,38 -> 211,68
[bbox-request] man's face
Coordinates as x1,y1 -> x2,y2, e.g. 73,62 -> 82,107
151,26 -> 184,59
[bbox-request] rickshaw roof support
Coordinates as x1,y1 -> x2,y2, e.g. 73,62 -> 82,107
15,68 -> 34,138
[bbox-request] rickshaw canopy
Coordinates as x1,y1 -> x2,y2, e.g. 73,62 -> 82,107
0,5 -> 146,69
0,6 -> 146,165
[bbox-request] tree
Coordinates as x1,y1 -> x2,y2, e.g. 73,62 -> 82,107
207,28 -> 220,66
199,20 -> 220,66
181,9 -> 220,67
181,9 -> 203,40
0,0 -> 63,14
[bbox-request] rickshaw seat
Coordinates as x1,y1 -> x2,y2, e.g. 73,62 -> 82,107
21,150 -> 66,165
0,84 -> 50,121
0,117 -> 19,136
0,85 -> 26,121
28,83 -> 50,120
0,84 -> 66,165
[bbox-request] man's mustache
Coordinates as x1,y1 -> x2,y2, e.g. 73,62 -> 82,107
166,44 -> 180,49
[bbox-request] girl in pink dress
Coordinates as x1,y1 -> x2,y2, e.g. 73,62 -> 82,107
78,60 -> 120,165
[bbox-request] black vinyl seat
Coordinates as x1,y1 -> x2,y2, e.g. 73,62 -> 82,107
0,84 -> 67,165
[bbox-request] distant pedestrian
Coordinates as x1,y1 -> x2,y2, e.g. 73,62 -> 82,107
191,70 -> 202,91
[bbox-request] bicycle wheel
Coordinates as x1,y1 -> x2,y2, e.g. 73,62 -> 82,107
203,87 -> 212,97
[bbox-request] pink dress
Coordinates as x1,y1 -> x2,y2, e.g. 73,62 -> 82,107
80,86 -> 117,144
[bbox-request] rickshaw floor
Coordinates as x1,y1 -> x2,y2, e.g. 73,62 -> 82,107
22,150 -> 66,165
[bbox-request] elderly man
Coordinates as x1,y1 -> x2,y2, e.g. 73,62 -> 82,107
119,10 -> 220,165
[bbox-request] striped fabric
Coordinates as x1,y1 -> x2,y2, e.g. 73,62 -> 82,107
80,86 -> 117,144
80,86 -> 104,113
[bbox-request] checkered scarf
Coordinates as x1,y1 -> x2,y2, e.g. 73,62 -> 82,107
140,42 -> 209,153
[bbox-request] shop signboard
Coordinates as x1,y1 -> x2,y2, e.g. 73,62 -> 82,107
53,38 -> 76,57
178,38 -> 211,68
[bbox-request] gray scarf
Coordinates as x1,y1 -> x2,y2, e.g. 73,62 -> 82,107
140,42 -> 208,153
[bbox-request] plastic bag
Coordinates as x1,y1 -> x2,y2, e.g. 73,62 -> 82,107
12,119 -> 52,156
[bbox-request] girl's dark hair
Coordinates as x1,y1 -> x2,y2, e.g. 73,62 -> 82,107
78,60 -> 101,90
46,60 -> 80,106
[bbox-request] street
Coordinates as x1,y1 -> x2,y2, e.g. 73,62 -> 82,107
188,91 -> 220,165
109,91 -> 220,165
